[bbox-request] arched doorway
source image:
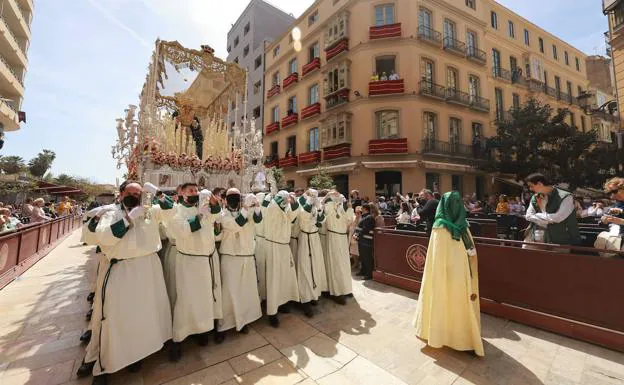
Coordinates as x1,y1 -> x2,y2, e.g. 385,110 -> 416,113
375,171 -> 402,198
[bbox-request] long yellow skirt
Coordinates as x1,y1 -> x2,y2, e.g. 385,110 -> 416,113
413,228 -> 485,356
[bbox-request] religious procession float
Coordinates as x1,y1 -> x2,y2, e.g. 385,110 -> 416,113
112,39 -> 276,193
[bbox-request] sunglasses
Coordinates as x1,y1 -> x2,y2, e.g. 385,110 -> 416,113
608,188 -> 623,195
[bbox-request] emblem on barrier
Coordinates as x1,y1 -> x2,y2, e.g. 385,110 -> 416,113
406,244 -> 427,273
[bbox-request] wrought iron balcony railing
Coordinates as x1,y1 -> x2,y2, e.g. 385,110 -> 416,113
421,139 -> 485,159
419,80 -> 446,99
470,95 -> 490,112
443,36 -> 466,56
466,46 -> 486,64
417,25 -> 442,46
492,67 -> 512,82
446,88 -> 471,106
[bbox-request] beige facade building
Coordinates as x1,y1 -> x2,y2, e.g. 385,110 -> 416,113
263,0 -> 589,198
0,0 -> 32,133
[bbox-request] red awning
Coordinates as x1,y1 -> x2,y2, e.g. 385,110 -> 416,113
35,181 -> 85,196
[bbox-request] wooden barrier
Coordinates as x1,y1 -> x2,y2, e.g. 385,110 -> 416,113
373,228 -> 624,352
0,215 -> 82,289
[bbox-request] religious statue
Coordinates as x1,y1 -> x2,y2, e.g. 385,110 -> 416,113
190,116 -> 204,159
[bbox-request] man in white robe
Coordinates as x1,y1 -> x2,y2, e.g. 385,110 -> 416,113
157,187 -> 180,310
290,188 -> 304,265
264,190 -> 300,327
167,183 -> 223,362
324,192 -> 356,305
254,192 -> 270,301
83,181 -> 173,385
296,189 -> 327,317
218,189 -> 263,334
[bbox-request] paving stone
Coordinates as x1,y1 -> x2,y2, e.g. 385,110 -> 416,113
316,355 -> 407,385
162,361 -> 235,385
232,358 -> 305,385
228,345 -> 284,376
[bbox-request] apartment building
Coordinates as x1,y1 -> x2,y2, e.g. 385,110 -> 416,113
263,0 -> 589,198
604,1 -> 624,129
226,0 -> 295,130
585,55 -> 619,144
0,0 -> 32,133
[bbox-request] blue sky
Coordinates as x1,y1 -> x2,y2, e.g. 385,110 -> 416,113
1,0 -> 608,184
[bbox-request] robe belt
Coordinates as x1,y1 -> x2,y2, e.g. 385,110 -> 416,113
221,253 -> 259,284
178,250 -> 217,302
362,234 -> 373,240
256,235 -> 265,239
265,238 -> 295,267
327,229 -> 348,235
291,237 -> 298,240
99,258 -> 125,372
301,230 -> 318,289
220,253 -> 254,258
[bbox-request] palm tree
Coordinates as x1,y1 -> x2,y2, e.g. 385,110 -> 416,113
0,155 -> 26,174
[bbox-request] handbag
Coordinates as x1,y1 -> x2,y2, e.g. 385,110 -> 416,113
594,231 -> 622,258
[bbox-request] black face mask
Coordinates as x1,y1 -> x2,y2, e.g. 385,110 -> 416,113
122,195 -> 140,209
186,195 -> 199,205
226,194 -> 241,210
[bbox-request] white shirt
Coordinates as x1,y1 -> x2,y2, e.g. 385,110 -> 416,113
525,195 -> 575,228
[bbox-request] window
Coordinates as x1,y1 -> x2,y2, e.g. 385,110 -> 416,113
286,135 -> 297,156
446,67 -> 458,91
375,4 -> 395,26
272,72 -> 280,86
273,45 -> 280,57
580,115 -> 586,131
253,81 -> 261,95
554,76 -> 561,97
419,8 -> 432,31
552,45 -> 558,60
270,141 -> 278,157
567,81 -> 573,99
244,22 -> 250,35
468,75 -> 481,100
254,56 -> 262,70
524,29 -> 530,45
421,58 -> 435,83
510,56 -> 518,71
577,85 -> 583,96
243,45 -> 249,57
492,48 -> 501,73
449,118 -> 461,146
495,88 -> 504,119
444,19 -> 457,41
466,30 -> 477,54
539,38 -> 544,53
508,20 -> 515,38
376,110 -> 399,139
564,51 -> 569,65
544,70 -> 549,87
452,175 -> 462,194
570,113 -> 576,128
472,122 -> 482,137
512,93 -> 520,109
234,36 -> 239,47
575,57 -> 580,71
376,55 -> 396,76
309,42 -> 320,62
423,112 -> 437,139
253,106 -> 261,119
271,106 -> 279,123
321,112 -> 351,147
309,128 -> 320,151
426,173 -> 440,191
325,62 -> 350,95
308,84 -> 319,105
287,95 -> 297,114
491,11 -> 498,29
288,58 -> 297,75
309,10 -> 319,26
465,0 -> 476,10
324,11 -> 348,49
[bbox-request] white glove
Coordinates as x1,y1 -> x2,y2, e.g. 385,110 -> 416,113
264,193 -> 272,203
244,194 -> 257,207
199,190 -> 212,206
128,206 -> 145,221
143,182 -> 158,196
240,208 -> 249,219
198,204 -> 212,216
254,206 -> 261,215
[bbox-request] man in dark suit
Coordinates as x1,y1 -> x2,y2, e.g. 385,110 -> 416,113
417,189 -> 439,235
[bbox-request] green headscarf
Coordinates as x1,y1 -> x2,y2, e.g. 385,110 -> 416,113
433,191 -> 474,250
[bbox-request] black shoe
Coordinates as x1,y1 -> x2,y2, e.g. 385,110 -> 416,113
301,303 -> 314,318
92,374 -> 108,385
356,271 -> 365,277
278,304 -> 291,314
76,360 -> 95,378
363,276 -> 373,281
269,315 -> 280,328
128,360 -> 142,373
80,330 -> 92,344
214,331 -> 225,344
195,332 -> 210,347
321,291 -> 331,298
310,300 -> 318,306
87,292 -> 95,302
168,342 -> 182,362
240,325 -> 249,334
86,309 -> 93,321
332,295 -> 347,305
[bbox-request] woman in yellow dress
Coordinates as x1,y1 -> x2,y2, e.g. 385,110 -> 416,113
413,191 -> 484,357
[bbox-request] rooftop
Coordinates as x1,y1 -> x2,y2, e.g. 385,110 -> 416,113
0,231 -> 623,384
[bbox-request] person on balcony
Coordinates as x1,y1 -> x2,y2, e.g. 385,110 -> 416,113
389,70 -> 400,80
370,72 -> 379,82
413,191 -> 484,357
380,72 -> 388,81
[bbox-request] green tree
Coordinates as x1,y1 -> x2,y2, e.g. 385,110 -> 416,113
28,149 -> 56,178
0,155 -> 26,174
483,99 -> 609,190
309,164 -> 336,190
54,174 -> 76,186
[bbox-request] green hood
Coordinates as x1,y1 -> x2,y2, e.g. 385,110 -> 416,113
433,191 -> 474,250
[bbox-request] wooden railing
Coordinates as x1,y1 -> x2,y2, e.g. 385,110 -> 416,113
0,214 -> 82,289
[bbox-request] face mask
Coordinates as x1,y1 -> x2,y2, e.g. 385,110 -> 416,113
226,194 -> 241,209
186,195 -> 199,205
122,195 -> 140,209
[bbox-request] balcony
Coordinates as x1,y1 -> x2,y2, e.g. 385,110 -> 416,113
265,122 -> 280,135
369,79 -> 405,96
446,88 -> 471,106
443,36 -> 466,57
301,103 -> 321,120
511,72 -> 528,87
369,22 -> 402,40
0,15 -> 27,65
492,67 -> 512,82
279,156 -> 298,168
466,47 -> 486,65
369,138 -> 408,155
560,92 -> 573,104
494,110 -> 513,124
264,155 -> 278,168
0,98 -> 19,131
470,95 -> 490,112
325,37 -> 349,62
267,84 -> 280,99
8,0 -> 30,37
323,142 -> 351,160
281,113 -> 299,129
417,26 -> 442,47
419,80 -> 446,100
528,79 -> 545,93
545,86 -> 559,99
298,150 -> 322,166
0,53 -> 24,93
283,72 -> 299,90
324,88 -> 350,109
302,57 -> 321,77
421,139 -> 481,159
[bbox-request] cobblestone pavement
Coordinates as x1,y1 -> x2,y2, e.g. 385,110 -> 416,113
1,230 -> 623,385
